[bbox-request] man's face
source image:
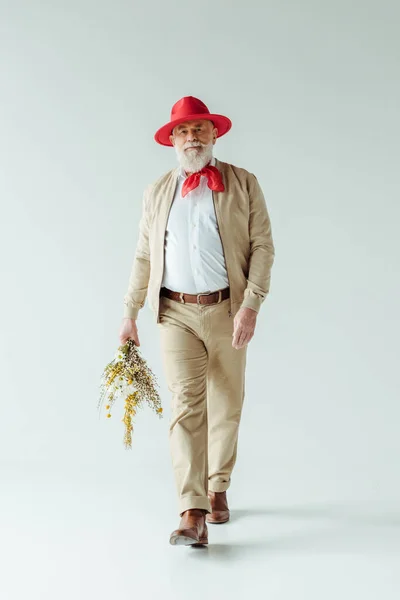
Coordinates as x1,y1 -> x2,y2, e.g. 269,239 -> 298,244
170,119 -> 218,173
169,120 -> 217,151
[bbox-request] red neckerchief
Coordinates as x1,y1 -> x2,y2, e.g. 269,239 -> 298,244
181,162 -> 225,198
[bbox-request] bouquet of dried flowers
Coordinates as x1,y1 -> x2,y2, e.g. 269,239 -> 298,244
98,338 -> 163,449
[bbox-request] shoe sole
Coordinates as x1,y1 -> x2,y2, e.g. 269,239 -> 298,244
170,534 -> 208,546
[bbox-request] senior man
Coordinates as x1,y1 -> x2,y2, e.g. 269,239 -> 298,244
119,96 -> 275,547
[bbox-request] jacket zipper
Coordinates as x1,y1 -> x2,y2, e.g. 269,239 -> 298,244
157,182 -> 177,323
212,191 -> 233,317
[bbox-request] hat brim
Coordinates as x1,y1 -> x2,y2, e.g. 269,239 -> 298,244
154,113 -> 232,146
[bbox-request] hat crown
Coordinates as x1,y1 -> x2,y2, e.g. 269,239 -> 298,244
171,96 -> 210,121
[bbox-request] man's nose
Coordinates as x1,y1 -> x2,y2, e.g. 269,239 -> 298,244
186,130 -> 198,141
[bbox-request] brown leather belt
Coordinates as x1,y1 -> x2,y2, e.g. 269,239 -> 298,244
160,286 -> 230,305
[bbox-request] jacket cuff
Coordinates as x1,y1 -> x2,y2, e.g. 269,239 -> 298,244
240,289 -> 264,313
123,304 -> 140,320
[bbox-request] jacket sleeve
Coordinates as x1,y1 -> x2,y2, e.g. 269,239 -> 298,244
240,173 -> 275,313
122,185 -> 152,319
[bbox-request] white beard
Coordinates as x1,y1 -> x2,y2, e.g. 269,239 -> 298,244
174,140 -> 214,174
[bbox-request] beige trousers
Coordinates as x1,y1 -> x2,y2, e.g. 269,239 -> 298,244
157,291 -> 247,517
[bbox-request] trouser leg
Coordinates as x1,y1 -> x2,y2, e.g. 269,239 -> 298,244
204,298 -> 248,493
157,297 -> 212,516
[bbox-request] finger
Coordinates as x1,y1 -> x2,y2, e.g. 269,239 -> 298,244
232,331 -> 243,348
243,333 -> 251,346
237,331 -> 247,347
232,331 -> 240,347
238,332 -> 251,348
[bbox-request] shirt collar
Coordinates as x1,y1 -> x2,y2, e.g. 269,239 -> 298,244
178,155 -> 216,179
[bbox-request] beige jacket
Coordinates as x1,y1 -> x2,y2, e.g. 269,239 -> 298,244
123,158 -> 275,324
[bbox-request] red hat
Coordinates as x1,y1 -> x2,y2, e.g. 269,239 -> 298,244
154,96 -> 232,147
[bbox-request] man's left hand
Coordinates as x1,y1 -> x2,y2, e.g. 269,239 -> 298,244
232,307 -> 257,349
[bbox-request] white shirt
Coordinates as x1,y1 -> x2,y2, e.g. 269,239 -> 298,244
161,156 -> 229,294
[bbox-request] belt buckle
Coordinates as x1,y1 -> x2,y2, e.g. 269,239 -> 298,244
196,290 -> 213,306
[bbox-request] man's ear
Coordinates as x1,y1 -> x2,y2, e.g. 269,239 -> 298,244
169,134 -> 175,146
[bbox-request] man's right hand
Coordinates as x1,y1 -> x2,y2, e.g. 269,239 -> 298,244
119,318 -> 140,347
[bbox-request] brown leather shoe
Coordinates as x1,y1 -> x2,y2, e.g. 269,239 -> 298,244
206,491 -> 230,524
169,509 -> 208,546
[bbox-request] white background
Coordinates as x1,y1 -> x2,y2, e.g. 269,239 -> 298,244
1,1 -> 399,598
